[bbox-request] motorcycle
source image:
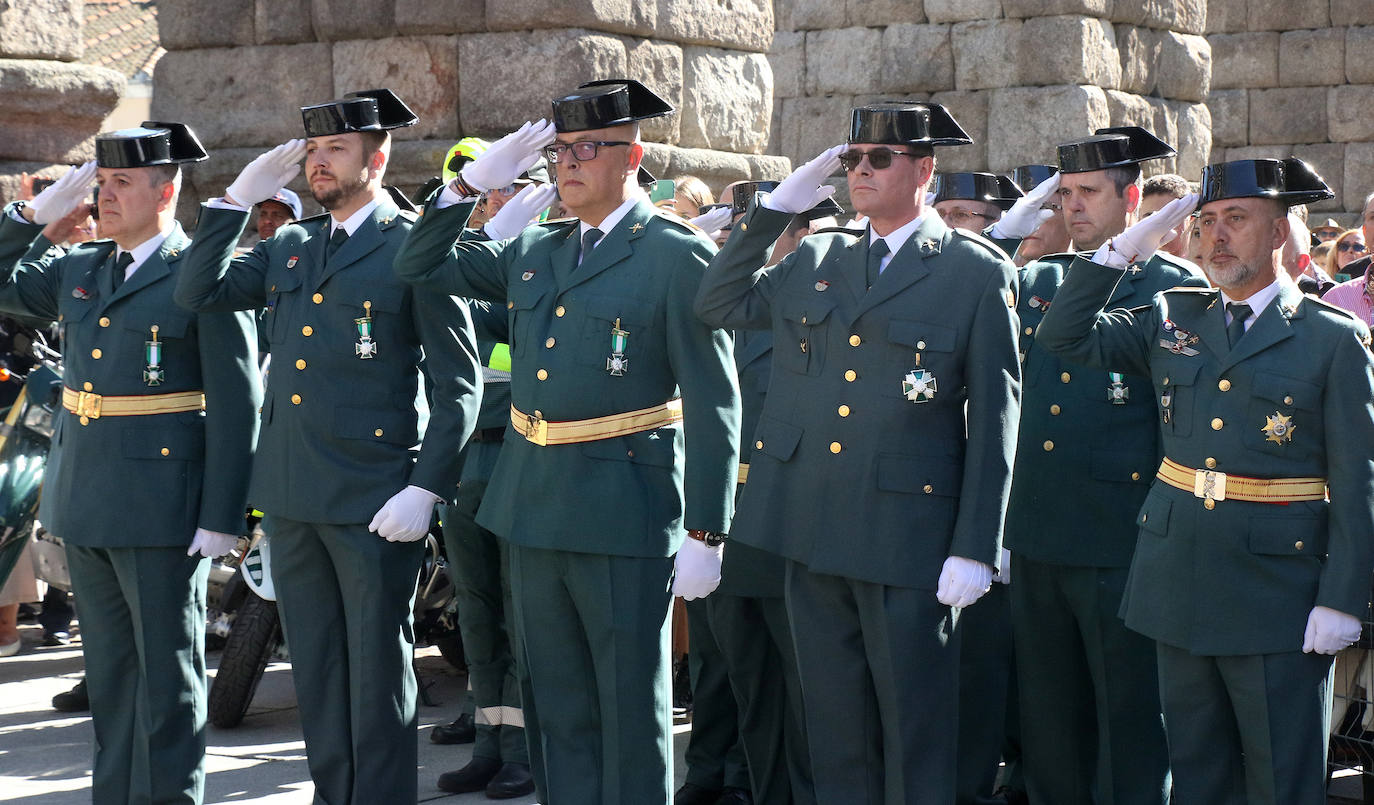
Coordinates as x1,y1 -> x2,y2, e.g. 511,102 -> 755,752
0,330 -> 64,597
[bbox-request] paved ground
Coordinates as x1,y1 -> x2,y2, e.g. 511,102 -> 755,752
0,620 -> 691,804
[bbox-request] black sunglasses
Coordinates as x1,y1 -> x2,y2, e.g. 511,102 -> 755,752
542,141 -> 632,164
838,147 -> 922,171
1338,240 -> 1367,253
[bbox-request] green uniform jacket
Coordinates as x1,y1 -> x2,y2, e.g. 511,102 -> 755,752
174,202 -> 481,523
1037,257 -> 1374,654
394,197 -> 740,559
1007,251 -> 1205,566
0,207 -> 259,547
695,205 -> 1022,589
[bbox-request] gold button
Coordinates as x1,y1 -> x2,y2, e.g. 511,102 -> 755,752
534,410 -> 542,418
537,369 -> 548,380
626,449 -> 635,458
1205,457 -> 1217,469
837,404 -> 850,417
917,340 -> 927,349
82,381 -> 92,391
1295,540 -> 1304,551
1141,513 -> 1148,522
270,285 -> 277,292
295,359 -> 306,370
1060,372 -> 1071,383
160,447 -> 170,456
844,369 -> 857,382
375,428 -> 384,437
1043,440 -> 1054,451
1203,498 -> 1215,510
1049,404 -> 1061,415
849,334 -> 861,347
312,293 -> 323,304
1218,379 -> 1231,391
923,484 -> 934,494
79,416 -> 89,426
755,440 -> 763,450
91,348 -> 102,359
1131,472 -> 1140,480
545,337 -> 556,348
1283,395 -> 1293,406
1024,327 -> 1033,335
740,222 -> 748,231
1211,417 -> 1223,430
507,301 -> 514,309
98,317 -> 110,328
291,394 -> 302,404
829,441 -> 842,454
555,305 -> 566,317
1163,377 -> 1170,386
302,325 -> 313,336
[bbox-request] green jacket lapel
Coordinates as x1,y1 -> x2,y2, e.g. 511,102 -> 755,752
562,200 -> 653,292
1222,281 -> 1304,371
317,202 -> 395,287
548,224 -> 581,289
851,214 -> 942,319
103,225 -> 186,309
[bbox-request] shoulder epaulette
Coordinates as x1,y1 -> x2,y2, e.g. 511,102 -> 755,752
538,217 -> 578,229
291,212 -> 331,229
1162,285 -> 1216,294
1301,292 -> 1361,323
653,209 -> 698,233
950,227 -> 1012,260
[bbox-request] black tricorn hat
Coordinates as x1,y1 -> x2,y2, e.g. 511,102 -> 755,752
1199,158 -> 1334,209
552,79 -> 674,133
1009,164 -> 1058,192
730,181 -> 779,216
95,121 -> 208,168
301,88 -> 418,137
1056,126 -> 1174,174
932,172 -> 1024,211
637,165 -> 657,188
849,102 -> 972,147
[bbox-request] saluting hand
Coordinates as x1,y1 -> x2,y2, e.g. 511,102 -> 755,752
225,140 -> 307,208
1096,192 -> 1199,267
483,183 -> 559,240
26,162 -> 97,226
460,120 -> 557,194
688,206 -> 733,241
369,485 -> 442,543
936,555 -> 993,608
765,145 -> 844,215
989,172 -> 1060,240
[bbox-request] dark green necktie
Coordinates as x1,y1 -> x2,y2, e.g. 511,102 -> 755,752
580,227 -> 603,265
1226,302 -> 1251,348
866,237 -> 889,290
111,251 -> 134,290
325,227 -> 348,261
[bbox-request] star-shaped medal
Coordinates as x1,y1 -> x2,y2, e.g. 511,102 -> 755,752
902,368 -> 937,403
1262,412 -> 1295,445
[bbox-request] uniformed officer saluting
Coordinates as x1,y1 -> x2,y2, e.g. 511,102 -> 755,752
0,124 -> 260,804
695,102 -> 1022,804
174,89 -> 482,804
393,79 -> 740,804
1036,158 -> 1374,805
998,127 -> 1204,805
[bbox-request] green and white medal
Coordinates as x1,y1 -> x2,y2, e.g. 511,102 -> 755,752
355,300 -> 377,359
606,317 -> 629,376
143,325 -> 163,386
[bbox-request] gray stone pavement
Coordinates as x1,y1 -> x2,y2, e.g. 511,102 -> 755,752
0,621 -> 691,804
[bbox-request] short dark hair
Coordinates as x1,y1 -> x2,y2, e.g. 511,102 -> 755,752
360,130 -> 389,155
1102,164 -> 1141,195
1141,173 -> 1189,200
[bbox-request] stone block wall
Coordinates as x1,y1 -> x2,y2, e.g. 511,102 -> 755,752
1207,0 -> 1374,218
152,0 -> 792,221
0,1 -> 125,201
771,0 -> 1212,194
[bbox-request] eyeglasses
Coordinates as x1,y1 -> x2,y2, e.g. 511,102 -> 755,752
541,141 -> 631,164
838,147 -> 922,171
486,180 -> 532,197
1338,241 -> 1367,254
939,209 -> 994,227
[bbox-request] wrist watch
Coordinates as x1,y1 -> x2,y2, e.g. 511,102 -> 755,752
687,529 -> 727,547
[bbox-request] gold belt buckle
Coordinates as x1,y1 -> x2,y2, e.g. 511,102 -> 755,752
76,390 -> 102,420
525,412 -> 548,446
1193,469 -> 1227,502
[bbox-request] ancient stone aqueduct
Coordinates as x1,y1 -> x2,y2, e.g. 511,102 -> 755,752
3,0 -> 1373,221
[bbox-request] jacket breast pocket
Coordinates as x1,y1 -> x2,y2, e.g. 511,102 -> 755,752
580,296 -> 654,370
775,298 -> 836,377
876,454 -> 961,497
1244,371 -> 1319,460
264,270 -> 303,345
886,319 -> 958,398
122,306 -> 192,340
1248,515 -> 1325,559
1156,361 -> 1200,438
505,286 -> 547,358
329,282 -> 405,355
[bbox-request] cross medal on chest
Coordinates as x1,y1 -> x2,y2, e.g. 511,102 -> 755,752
143,325 -> 163,386
1107,371 -> 1129,404
902,350 -> 937,403
607,318 -> 629,376
355,300 -> 377,359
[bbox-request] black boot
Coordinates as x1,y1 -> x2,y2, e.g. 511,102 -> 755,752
436,755 -> 502,793
485,762 -> 536,799
52,678 -> 89,712
429,711 -> 476,744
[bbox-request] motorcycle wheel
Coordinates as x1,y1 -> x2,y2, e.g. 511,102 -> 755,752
208,592 -> 281,729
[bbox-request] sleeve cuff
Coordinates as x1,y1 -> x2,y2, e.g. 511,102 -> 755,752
208,197 -> 252,213
436,183 -> 478,210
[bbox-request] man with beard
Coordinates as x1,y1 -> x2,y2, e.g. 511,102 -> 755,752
992,127 -> 1204,805
1037,157 -> 1374,805
175,89 -> 482,804
394,79 -> 739,804
0,123 -> 259,804
696,102 -> 1020,803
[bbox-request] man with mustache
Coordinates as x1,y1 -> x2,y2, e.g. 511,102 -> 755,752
175,89 -> 482,804
994,127 -> 1205,805
1037,157 -> 1374,805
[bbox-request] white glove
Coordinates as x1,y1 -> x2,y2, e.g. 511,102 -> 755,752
1094,192 -> 1199,267
225,140 -> 307,208
673,536 -> 723,600
992,548 -> 1012,585
689,206 -> 733,240
936,555 -> 994,608
187,528 -> 239,559
763,144 -> 844,215
28,161 -> 97,226
1303,605 -> 1363,655
989,172 -> 1061,240
368,485 -> 441,542
483,183 -> 558,240
461,120 -> 556,193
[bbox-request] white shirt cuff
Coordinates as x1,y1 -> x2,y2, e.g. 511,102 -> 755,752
435,182 -> 478,210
